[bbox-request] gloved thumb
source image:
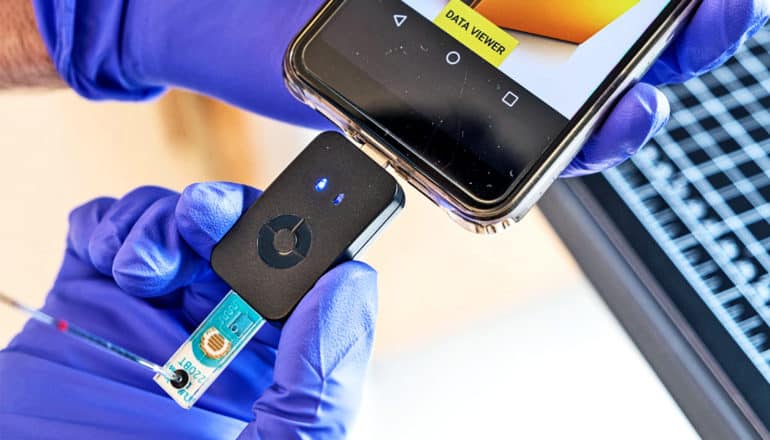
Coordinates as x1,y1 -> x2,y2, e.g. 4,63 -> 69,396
238,261 -> 378,440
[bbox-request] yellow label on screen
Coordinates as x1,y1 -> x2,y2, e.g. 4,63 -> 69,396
434,0 -> 519,67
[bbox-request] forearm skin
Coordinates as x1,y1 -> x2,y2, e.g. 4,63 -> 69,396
0,0 -> 62,88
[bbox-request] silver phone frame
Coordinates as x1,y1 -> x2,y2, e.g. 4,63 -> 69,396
284,0 -> 701,234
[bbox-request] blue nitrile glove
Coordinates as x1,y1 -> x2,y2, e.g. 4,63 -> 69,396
563,0 -> 770,176
0,183 -> 377,439
33,0 -> 768,176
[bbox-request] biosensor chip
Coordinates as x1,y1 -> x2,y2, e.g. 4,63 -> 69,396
154,291 -> 265,409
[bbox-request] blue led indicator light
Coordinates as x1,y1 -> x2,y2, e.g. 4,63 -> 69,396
314,178 -> 329,192
333,193 -> 345,206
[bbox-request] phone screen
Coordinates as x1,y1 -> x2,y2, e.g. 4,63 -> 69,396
407,0 -> 670,119
299,0 -> 681,204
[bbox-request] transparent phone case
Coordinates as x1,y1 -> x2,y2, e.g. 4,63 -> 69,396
283,0 -> 700,234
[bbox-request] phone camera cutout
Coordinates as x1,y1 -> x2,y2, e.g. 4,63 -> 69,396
333,193 -> 345,206
314,178 -> 329,192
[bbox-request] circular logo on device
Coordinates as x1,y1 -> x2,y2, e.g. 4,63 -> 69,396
258,215 -> 312,269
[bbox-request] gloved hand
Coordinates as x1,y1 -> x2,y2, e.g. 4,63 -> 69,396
33,0 -> 768,176
0,183 -> 377,439
564,0 -> 770,176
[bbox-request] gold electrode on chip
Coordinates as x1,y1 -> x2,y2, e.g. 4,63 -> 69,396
200,327 -> 232,359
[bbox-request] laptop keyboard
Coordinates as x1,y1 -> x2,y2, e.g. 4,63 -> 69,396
605,28 -> 770,384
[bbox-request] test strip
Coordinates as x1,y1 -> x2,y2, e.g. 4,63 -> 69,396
154,290 -> 265,409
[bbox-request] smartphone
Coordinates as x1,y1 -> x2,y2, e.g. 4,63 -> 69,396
285,0 -> 699,233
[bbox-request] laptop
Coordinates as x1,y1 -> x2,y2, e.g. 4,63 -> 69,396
540,27 -> 770,439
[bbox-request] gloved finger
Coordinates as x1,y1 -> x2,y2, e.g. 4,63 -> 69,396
241,261 -> 378,439
109,182 -> 261,325
562,83 -> 670,178
60,197 -> 117,281
175,182 -> 262,260
87,186 -> 176,276
645,0 -> 770,85
112,194 -> 210,298
67,197 -> 117,261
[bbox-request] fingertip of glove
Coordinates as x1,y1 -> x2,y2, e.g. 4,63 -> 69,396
86,186 -> 177,276
176,182 -> 261,259
562,84 -> 670,178
111,238 -> 208,298
608,84 -> 670,166
297,261 -> 379,336
632,83 -> 670,134
111,195 -> 208,298
111,241 -> 174,297
87,222 -> 123,275
263,261 -> 378,402
652,90 -> 672,135
316,261 -> 378,306
67,197 -> 117,262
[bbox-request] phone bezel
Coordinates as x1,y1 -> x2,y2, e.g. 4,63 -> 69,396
285,0 -> 701,232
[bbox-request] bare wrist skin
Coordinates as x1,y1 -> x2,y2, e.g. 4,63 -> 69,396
0,0 -> 62,88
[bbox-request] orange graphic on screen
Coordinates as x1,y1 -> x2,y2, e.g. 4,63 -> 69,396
468,0 -> 641,44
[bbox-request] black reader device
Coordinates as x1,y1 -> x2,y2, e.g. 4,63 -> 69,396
156,131 -> 404,408
211,131 -> 405,321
